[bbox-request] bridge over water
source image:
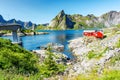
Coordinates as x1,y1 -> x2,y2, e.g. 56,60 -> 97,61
0,24 -> 22,44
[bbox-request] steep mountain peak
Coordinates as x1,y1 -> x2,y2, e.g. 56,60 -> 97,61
100,10 -> 120,27
86,14 -> 96,18
109,11 -> 118,13
10,19 -> 16,22
0,15 -> 6,23
7,19 -> 17,23
102,11 -> 119,17
28,21 -> 32,24
49,10 -> 74,29
60,10 -> 65,14
0,15 -> 3,19
57,10 -> 66,18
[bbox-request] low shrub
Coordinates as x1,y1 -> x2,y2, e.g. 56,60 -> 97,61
0,38 -> 66,79
0,38 -> 38,74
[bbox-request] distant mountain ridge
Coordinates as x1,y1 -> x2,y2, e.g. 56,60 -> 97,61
0,15 -> 36,29
49,10 -> 120,30
1,10 -> 120,30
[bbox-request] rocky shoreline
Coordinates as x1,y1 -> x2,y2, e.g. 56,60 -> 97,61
65,27 -> 120,77
45,27 -> 120,80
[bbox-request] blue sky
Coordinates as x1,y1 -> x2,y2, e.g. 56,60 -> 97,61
0,0 -> 120,24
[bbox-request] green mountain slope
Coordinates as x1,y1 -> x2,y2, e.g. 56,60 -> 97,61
47,10 -> 120,30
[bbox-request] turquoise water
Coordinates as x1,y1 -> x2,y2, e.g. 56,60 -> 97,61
1,30 -> 83,58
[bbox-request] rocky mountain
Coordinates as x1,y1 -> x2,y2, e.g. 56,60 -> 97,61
49,10 -> 74,30
49,10 -> 120,30
0,15 -> 36,29
99,11 -> 120,27
0,15 -> 6,23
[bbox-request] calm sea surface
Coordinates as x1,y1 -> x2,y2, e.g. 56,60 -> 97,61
1,30 -> 83,58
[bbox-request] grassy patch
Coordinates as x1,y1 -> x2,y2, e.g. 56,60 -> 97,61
87,47 -> 108,59
100,69 -> 120,80
115,39 -> 120,48
96,47 -> 108,58
87,50 -> 96,59
68,69 -> 120,80
35,25 -> 46,30
0,69 -> 44,80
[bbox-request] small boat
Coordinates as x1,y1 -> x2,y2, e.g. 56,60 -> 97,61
83,30 -> 104,38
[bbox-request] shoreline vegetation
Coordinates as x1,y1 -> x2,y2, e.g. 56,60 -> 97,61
0,38 -> 66,79
0,25 -> 120,80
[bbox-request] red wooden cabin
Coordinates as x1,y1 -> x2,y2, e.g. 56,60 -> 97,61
83,30 -> 104,38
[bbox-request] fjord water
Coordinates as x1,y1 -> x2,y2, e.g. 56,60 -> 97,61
2,30 -> 83,58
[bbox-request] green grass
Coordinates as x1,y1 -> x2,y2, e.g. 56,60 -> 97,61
21,29 -> 33,33
100,70 -> 120,80
0,69 -> 44,80
70,69 -> 120,80
87,50 -> 97,59
35,25 -> 46,30
0,30 -> 12,34
87,47 -> 108,59
115,39 -> 120,48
